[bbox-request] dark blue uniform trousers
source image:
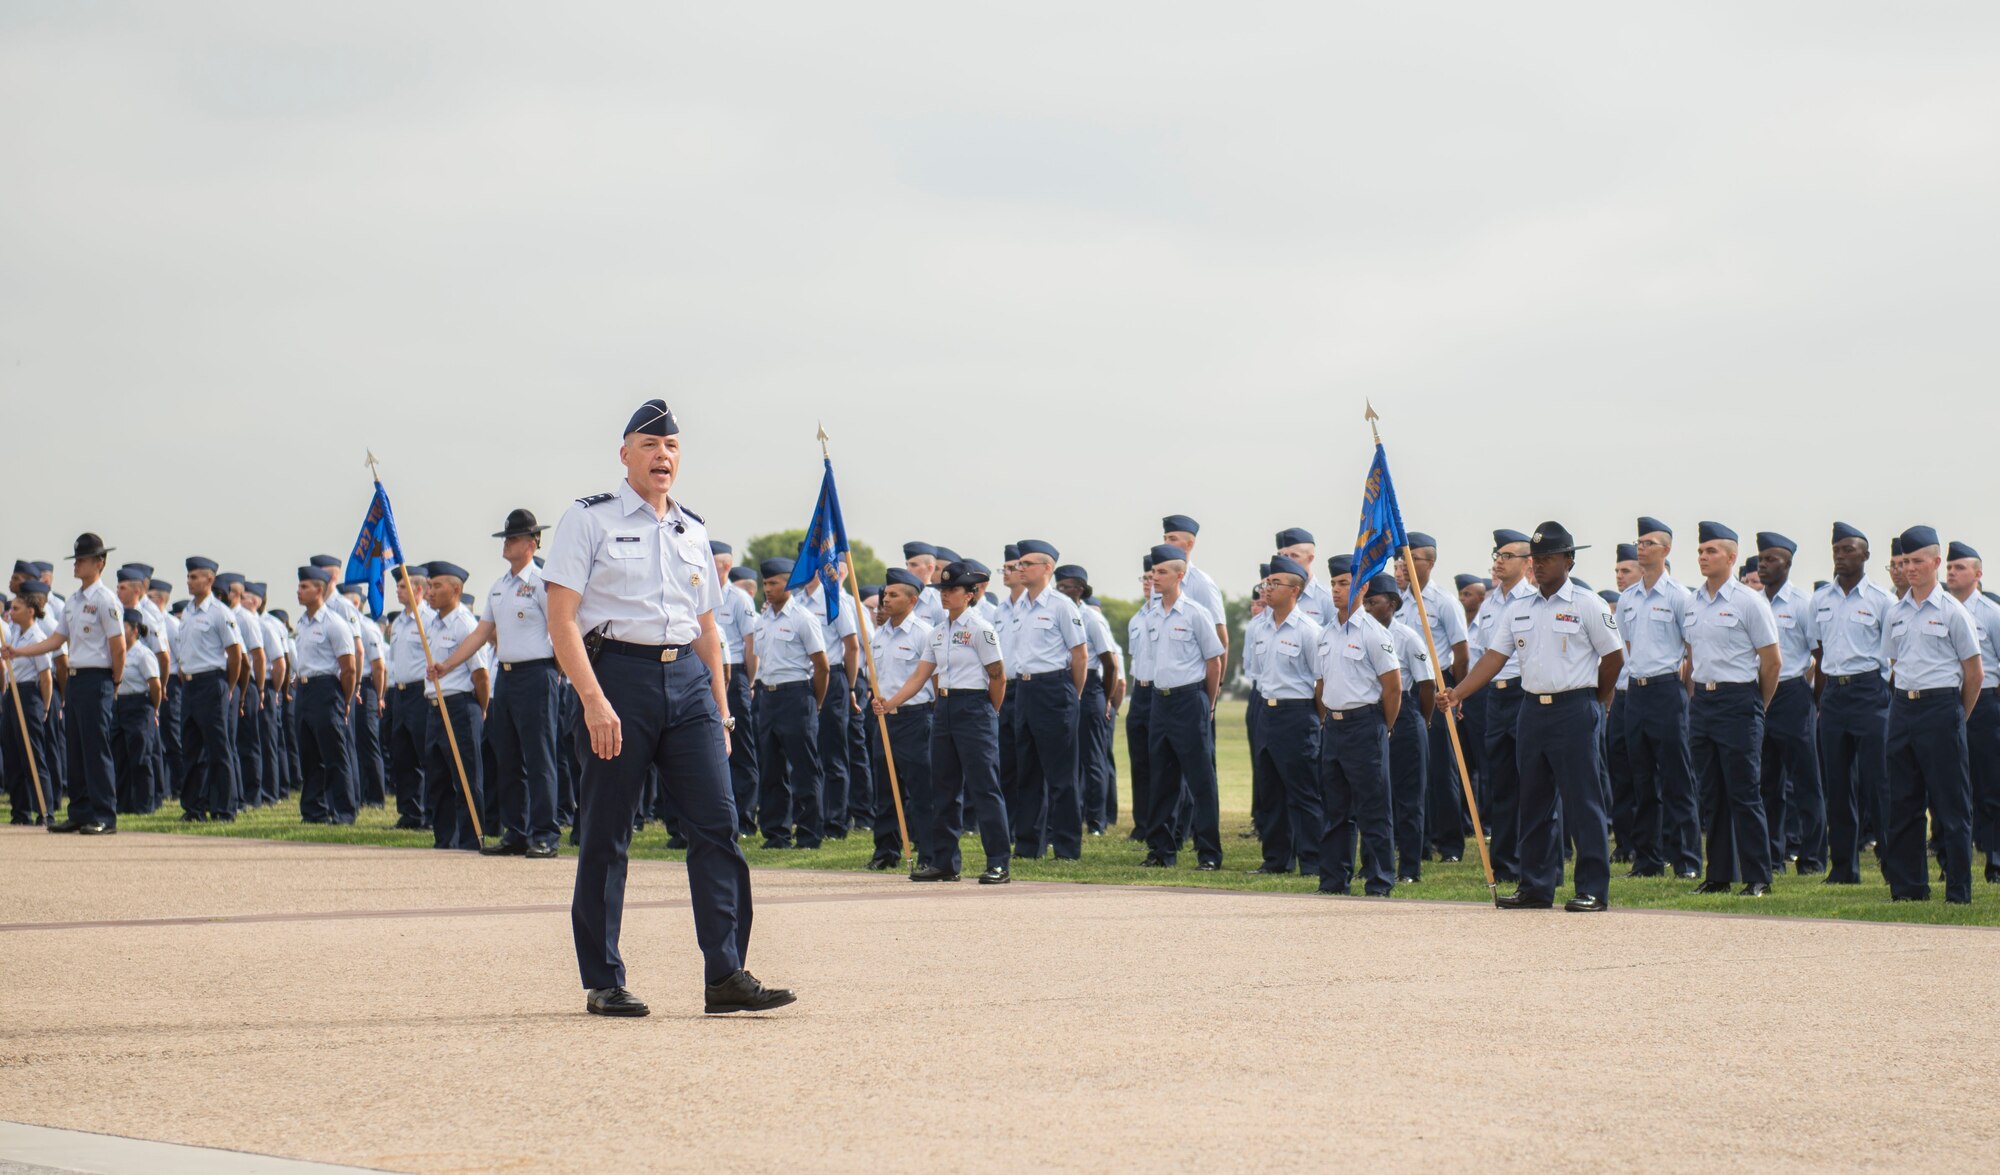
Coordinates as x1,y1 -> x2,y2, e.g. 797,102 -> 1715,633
62,668 -> 116,828
425,691 -> 482,848
1427,701 -> 1467,859
1517,691 -> 1610,901
3,685 -> 51,820
178,670 -> 233,818
298,677 -> 357,825
353,679 -> 384,806
1124,684 -> 1153,842
386,682 -> 429,824
260,684 -> 285,803
1689,683 -> 1768,886
1759,677 -> 1821,875
1624,677 -> 1700,875
112,694 -> 156,814
557,680 -> 582,827
815,666 -> 853,838
994,680 -> 1018,831
1247,686 -> 1275,846
1250,698 -> 1323,873
571,649 -> 749,989
755,680 -> 821,847
928,690 -> 1009,873
1013,675 -> 1083,859
870,702 -> 930,862
1884,690 -> 1973,903
232,681 -> 261,812
160,674 -> 184,802
1145,685 -> 1219,867
489,659 -> 561,850
44,694 -> 66,807
1818,674 -> 1890,883
1319,704 -> 1393,895
723,664 -> 758,835
1963,689 -> 1999,869
1483,682 -> 1526,882
845,673 -> 874,828
1605,690 -> 1634,857
1077,672 -> 1113,831
1389,692 -> 1429,880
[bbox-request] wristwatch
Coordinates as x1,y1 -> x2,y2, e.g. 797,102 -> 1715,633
722,716 -> 736,731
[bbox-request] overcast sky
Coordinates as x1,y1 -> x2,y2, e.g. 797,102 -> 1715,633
4,2 -> 1997,602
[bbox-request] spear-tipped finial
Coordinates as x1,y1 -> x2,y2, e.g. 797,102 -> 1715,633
817,421 -> 830,459
365,449 -> 382,480
1364,399 -> 1382,444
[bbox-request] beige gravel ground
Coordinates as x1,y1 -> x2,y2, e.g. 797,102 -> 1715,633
4,828 -> 1998,1174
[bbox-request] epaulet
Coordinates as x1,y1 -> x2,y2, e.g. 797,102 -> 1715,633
576,492 -> 615,507
680,505 -> 705,524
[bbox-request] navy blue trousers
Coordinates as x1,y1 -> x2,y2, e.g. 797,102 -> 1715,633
1250,699 -> 1323,873
1759,677 -> 1821,874
3,684 -> 51,819
1884,691 -> 1973,902
352,679 -> 383,806
1124,684 -> 1153,842
1077,673 -> 1113,831
1818,674 -> 1889,882
724,664 -> 757,835
232,681 -> 261,812
571,649 -> 749,988
425,691 -> 482,848
845,672 -> 874,828
1969,690 -> 2000,868
929,690 -> 1010,873
870,703 -> 930,861
1517,692 -> 1609,901
178,671 -> 233,818
1483,683 -> 1525,882
1624,677 -> 1700,875
490,660 -> 561,850
1319,705 -> 1392,894
1605,690 -> 1633,857
387,682 -> 429,824
298,678 -> 357,825
815,666 -> 852,837
755,680 -> 821,847
1690,684 -> 1768,887
1145,686 -> 1219,866
259,685 -> 284,803
1427,701 -> 1467,858
62,668 -> 116,828
1389,692 -> 1429,880
994,680 -> 1018,832
1012,675 -> 1082,859
112,694 -> 156,814
1247,687 -> 1275,845
557,680 -> 581,827
160,674 -> 183,802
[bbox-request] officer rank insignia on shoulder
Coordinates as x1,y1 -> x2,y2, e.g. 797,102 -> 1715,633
681,506 -> 705,524
576,492 -> 615,507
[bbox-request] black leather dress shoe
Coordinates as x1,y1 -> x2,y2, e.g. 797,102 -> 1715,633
1438,854 -> 1462,863
1986,864 -> 2000,884
179,811 -> 206,823
1195,862 -> 1220,872
1317,886 -> 1349,896
664,834 -> 689,850
1624,867 -> 1665,878
865,855 -> 898,871
525,844 -> 557,859
479,841 -> 529,857
759,837 -> 791,850
1691,880 -> 1733,895
1249,863 -> 1292,875
1564,894 -> 1609,912
1396,876 -> 1419,885
1738,883 -> 1769,897
393,816 -> 422,830
77,822 -> 115,835
1138,853 -> 1170,868
908,864 -> 959,882
45,819 -> 81,834
1795,862 -> 1824,876
977,866 -> 1010,885
1496,890 -> 1553,909
586,987 -> 650,1017
704,969 -> 797,1014
1675,869 -> 1700,880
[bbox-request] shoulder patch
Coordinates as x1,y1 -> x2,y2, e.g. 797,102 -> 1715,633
983,630 -> 999,645
1603,613 -> 1618,630
576,492 -> 615,507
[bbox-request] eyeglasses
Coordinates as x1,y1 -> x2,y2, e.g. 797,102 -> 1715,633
1493,552 -> 1527,561
1635,539 -> 1666,550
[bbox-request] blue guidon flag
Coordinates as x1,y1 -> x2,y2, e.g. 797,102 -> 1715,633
343,480 -> 406,619
1349,441 -> 1407,592
787,458 -> 849,620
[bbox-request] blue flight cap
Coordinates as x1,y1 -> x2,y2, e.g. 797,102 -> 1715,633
1275,527 -> 1314,548
121,607 -> 145,629
1141,554 -> 1154,572
214,573 -> 244,591
1571,577 -> 1593,591
1637,517 -> 1672,538
624,398 -> 678,437
16,579 -> 48,598
708,540 -> 732,557
1898,525 -> 1939,553
1326,554 -> 1354,577
1947,540 -> 1980,562
901,541 -> 935,560
728,566 -> 756,583
1257,562 -> 1271,580
127,562 -> 154,578
1003,544 -> 1022,563
1890,536 -> 1904,557
1017,540 -> 1059,561
169,599 -> 185,615
1598,589 -> 1622,606
1148,543 -> 1185,568
1756,532 -> 1797,555
1085,596 -> 1101,608
1493,529 -> 1530,549
1739,558 -> 1758,579
1269,555 -> 1308,580
1453,573 -> 1483,590
932,546 -> 962,564
1832,521 -> 1866,544
116,564 -> 147,584
940,559 -> 990,589
310,555 -> 342,569
337,581 -> 368,595
298,566 -> 332,584
1054,564 -> 1089,584
1406,532 -> 1438,551
29,561 -> 53,576
1697,521 -> 1738,544
1364,573 -> 1399,600
1813,580 -> 1829,590
1162,514 -> 1200,536
394,563 -> 427,580
1615,543 -> 1638,563
883,568 -> 924,591
759,557 -> 794,579
1985,591 -> 2000,605
148,578 -> 171,594
267,608 -> 289,623
246,582 -> 268,599
10,560 -> 28,576
859,584 -> 882,600
425,561 -> 470,582
186,556 -> 219,573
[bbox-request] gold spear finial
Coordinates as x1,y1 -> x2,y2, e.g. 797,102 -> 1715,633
817,421 -> 829,459
365,449 -> 382,480
1364,399 -> 1382,443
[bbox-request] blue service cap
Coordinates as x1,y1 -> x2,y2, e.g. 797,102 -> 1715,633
1948,540 -> 1980,562
1571,577 -> 1593,591
1085,596 -> 1101,608
932,546 -> 962,564
859,584 -> 882,600
16,579 -> 48,598
310,555 -> 342,569
1406,532 -> 1438,550
901,541 -> 935,560
148,578 -> 171,594
1268,555 -> 1308,581
1149,543 -> 1186,568
708,540 -> 732,557
1364,573 -> 1399,600
1003,543 -> 1022,563
1638,517 -> 1672,538
1493,529 -> 1530,549
728,566 -> 756,583
1756,532 -> 1796,555
1162,514 -> 1199,536
116,564 -> 147,584
395,563 -> 427,579
1017,539 -> 1058,561
1326,553 -> 1354,577
1256,563 -> 1271,581
169,599 -> 186,615
939,559 -> 990,589
1615,543 -> 1638,563
1739,558 -> 1758,579
1275,527 -> 1314,548
1897,525 -> 1939,554
425,561 -> 470,582
1832,521 -> 1866,544
1697,521 -> 1738,544
624,398 -> 678,437
121,607 -> 145,629
1985,590 -> 2000,605
1453,573 -> 1483,590
126,562 -> 154,578
186,556 -> 219,573
1813,580 -> 1829,590
1598,589 -> 1622,606
759,557 -> 794,579
883,568 -> 924,591
1054,564 -> 1090,584
298,566 -> 332,584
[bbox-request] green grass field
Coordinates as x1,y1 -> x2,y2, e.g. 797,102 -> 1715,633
12,699 -> 1996,926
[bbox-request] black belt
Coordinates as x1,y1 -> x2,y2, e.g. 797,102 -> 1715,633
1629,676 -> 1674,687
1895,686 -> 1961,701
1492,678 -> 1514,690
1154,684 -> 1203,696
1525,687 -> 1595,705
1017,671 -> 1062,682
394,681 -> 423,692
601,639 -> 690,663
500,657 -> 555,672
70,666 -> 110,676
1983,687 -> 1999,698
1694,681 -> 1757,694
760,680 -> 810,693
1134,680 -> 1153,689
885,701 -> 932,714
183,668 -> 226,682
1826,673 -> 1882,687
938,687 -> 987,698
1262,697 -> 1316,709
1325,703 -> 1381,721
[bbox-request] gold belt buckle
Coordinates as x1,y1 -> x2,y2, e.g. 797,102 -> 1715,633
1704,681 -> 1717,692
1266,698 -> 1277,708
1494,680 -> 1509,690
1330,710 -> 1344,721
1539,694 -> 1552,705
1907,689 -> 1921,700
660,648 -> 678,663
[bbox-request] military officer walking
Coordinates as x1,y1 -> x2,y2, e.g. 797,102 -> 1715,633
1684,523 -> 1781,897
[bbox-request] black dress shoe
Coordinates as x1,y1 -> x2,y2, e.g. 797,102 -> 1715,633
977,866 -> 1010,885
45,819 -> 82,833
1195,862 -> 1220,872
908,864 -> 959,882
1439,854 -> 1462,863
1675,870 -> 1701,881
1396,876 -> 1419,885
1496,890 -> 1553,909
179,811 -> 206,823
480,841 -> 529,857
77,822 -> 115,835
865,855 -> 898,871
1795,862 -> 1825,876
1691,880 -> 1733,895
1986,864 -> 2000,884
1891,893 -> 1929,902
525,844 -> 557,859
393,816 -> 422,830
664,834 -> 689,850
759,837 -> 791,850
586,987 -> 650,1017
1138,853 -> 1171,868
1249,863 -> 1292,875
1739,883 -> 1770,897
1564,894 -> 1609,912
567,827 -> 581,846
704,969 -> 797,1015
1624,867 -> 1664,879
1317,886 -> 1349,896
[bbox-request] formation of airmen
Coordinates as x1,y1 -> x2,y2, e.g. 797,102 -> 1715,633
5,504 -> 1997,915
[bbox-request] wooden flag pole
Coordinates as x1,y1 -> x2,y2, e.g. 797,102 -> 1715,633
368,451 -> 483,843
820,424 -> 913,863
2,653 -> 51,824
1365,403 -> 1498,905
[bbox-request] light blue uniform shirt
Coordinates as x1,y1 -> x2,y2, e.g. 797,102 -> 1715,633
921,609 -> 1004,690
1145,596 -> 1224,690
232,602 -> 264,668
800,582 -> 860,650
1127,599 -> 1157,684
4,618 -> 53,678
1811,578 -> 1894,678
752,598 -> 826,685
1081,604 -> 1116,674
1884,586 -> 1980,691
714,581 -> 755,663
1683,578 -> 1779,685
1397,580 -> 1467,664
1488,579 -> 1622,694
1181,563 -> 1227,636
1315,613 -> 1400,709
1471,579 -> 1536,682
1763,580 -> 1815,681
1960,592 -> 2000,689
915,585 -> 948,629
53,581 -> 123,670
116,638 -> 159,696
387,605 -> 438,686
424,604 -> 485,698
261,615 -> 289,671
1297,579 -> 1336,628
541,482 -> 720,646
293,605 -> 356,680
136,596 -> 169,659
1619,574 -> 1693,679
872,615 -> 936,704
1009,584 -> 1086,676
485,564 -> 554,664
1241,612 -> 1273,691
173,594 -> 241,675
1249,609 -> 1323,700
1388,618 -> 1435,691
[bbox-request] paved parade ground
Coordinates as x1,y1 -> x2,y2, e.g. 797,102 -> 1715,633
4,830 -> 1998,1173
